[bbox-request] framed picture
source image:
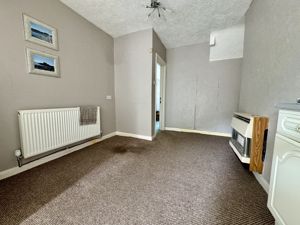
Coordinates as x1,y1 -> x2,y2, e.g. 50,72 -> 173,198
26,48 -> 60,77
23,14 -> 58,50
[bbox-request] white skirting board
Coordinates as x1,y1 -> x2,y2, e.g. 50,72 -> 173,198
115,131 -> 153,141
0,132 -> 116,181
165,127 -> 231,137
253,172 -> 270,194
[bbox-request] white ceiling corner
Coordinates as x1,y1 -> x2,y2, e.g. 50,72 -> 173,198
60,0 -> 253,49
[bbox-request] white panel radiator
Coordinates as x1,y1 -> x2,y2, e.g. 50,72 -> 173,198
18,107 -> 101,159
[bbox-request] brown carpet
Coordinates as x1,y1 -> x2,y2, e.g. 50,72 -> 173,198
0,131 -> 274,225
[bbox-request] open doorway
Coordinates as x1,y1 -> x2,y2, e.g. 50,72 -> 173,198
155,53 -> 166,135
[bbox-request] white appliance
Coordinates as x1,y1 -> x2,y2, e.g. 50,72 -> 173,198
268,107 -> 300,225
229,112 -> 255,163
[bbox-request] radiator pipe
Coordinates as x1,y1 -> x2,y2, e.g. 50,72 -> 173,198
14,136 -> 101,168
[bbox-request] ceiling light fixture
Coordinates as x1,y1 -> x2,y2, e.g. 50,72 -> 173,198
145,0 -> 169,18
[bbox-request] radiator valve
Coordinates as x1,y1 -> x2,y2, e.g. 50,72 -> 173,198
15,149 -> 22,157
15,150 -> 23,167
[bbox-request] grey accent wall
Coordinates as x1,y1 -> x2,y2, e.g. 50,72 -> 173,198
152,31 -> 166,136
0,0 -> 116,172
166,43 -> 242,134
114,29 -> 153,137
153,31 -> 166,61
239,0 -> 300,182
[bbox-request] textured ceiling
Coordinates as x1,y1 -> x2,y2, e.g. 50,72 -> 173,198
60,0 -> 252,48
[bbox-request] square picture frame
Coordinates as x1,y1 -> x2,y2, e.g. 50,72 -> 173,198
26,48 -> 60,77
23,14 -> 58,50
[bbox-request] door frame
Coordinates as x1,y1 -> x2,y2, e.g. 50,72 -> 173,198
155,53 -> 166,134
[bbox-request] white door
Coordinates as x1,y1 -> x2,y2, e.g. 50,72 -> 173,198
155,54 -> 166,134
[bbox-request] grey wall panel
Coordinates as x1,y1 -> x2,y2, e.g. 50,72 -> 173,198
114,29 -> 153,137
239,0 -> 300,182
0,0 -> 116,172
166,43 -> 242,133
166,46 -> 198,129
195,58 -> 242,133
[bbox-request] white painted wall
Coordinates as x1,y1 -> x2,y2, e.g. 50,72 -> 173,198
210,21 -> 245,61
